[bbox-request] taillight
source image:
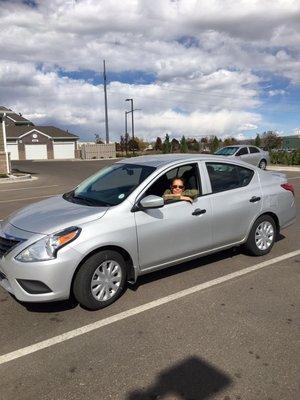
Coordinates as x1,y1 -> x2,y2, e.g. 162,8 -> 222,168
281,183 -> 295,196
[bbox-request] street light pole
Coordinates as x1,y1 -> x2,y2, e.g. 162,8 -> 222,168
103,60 -> 109,144
124,111 -> 129,156
126,98 -> 135,154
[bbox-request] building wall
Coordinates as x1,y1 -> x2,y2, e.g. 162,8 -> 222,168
80,143 -> 116,159
0,118 -> 5,152
18,131 -> 54,160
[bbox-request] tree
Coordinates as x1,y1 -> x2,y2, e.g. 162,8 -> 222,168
262,131 -> 282,150
223,137 -> 238,146
162,134 -> 171,153
120,135 -> 125,154
180,135 -> 188,153
128,138 -> 139,152
187,138 -> 199,152
254,134 -> 261,147
209,136 -> 221,153
135,137 -> 147,152
171,138 -> 180,152
154,137 -> 163,151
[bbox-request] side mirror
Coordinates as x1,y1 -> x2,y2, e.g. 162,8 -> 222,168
140,195 -> 164,209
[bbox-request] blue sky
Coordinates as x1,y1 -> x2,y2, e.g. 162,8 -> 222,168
0,0 -> 299,141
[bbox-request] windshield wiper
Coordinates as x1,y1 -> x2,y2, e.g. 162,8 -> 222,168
72,195 -> 111,207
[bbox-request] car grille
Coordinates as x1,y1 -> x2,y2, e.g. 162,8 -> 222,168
0,235 -> 21,257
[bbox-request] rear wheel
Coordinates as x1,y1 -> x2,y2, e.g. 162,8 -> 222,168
258,159 -> 267,170
245,215 -> 276,256
73,250 -> 127,310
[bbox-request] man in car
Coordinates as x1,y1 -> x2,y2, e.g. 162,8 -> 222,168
163,177 -> 198,203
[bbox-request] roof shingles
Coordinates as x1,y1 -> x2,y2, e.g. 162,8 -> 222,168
6,125 -> 78,139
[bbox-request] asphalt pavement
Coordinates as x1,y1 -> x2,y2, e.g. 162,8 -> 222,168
0,160 -> 299,400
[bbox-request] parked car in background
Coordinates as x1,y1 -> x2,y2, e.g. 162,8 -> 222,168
0,154 -> 295,310
215,145 -> 269,169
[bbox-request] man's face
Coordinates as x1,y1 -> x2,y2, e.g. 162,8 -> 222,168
171,179 -> 184,195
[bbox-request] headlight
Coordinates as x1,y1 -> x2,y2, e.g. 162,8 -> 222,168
15,227 -> 81,263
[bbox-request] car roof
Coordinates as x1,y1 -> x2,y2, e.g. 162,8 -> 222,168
115,153 -> 245,168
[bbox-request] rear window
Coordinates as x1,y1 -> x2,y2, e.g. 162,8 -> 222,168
215,147 -> 238,156
206,162 -> 254,193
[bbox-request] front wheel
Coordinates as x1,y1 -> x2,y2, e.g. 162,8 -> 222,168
73,250 -> 127,310
258,159 -> 267,170
245,215 -> 276,256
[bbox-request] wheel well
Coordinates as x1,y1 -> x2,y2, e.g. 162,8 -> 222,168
259,212 -> 280,233
71,246 -> 136,294
260,158 -> 267,164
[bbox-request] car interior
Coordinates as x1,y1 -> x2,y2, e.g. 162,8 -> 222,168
144,163 -> 201,200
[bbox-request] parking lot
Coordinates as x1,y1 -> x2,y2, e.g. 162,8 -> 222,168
0,160 -> 299,400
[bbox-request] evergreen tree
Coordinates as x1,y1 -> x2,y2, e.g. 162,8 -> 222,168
254,134 -> 261,147
154,137 -> 163,151
180,135 -> 188,153
162,134 -> 171,153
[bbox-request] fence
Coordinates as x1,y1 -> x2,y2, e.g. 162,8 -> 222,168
80,143 -> 116,159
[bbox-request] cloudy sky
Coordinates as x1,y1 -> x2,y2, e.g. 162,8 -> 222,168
0,0 -> 299,142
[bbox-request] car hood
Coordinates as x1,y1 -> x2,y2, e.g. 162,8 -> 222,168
5,195 -> 108,235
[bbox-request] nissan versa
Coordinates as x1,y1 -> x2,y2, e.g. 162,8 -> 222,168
0,155 -> 296,310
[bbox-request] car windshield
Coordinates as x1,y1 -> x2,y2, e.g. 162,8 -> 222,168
64,163 -> 156,207
215,147 -> 238,156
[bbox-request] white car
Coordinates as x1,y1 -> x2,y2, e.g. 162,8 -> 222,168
215,146 -> 270,169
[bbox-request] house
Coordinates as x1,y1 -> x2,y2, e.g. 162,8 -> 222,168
281,135 -> 300,151
2,106 -> 79,160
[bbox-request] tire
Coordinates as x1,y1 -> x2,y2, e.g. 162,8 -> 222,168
245,215 -> 276,256
73,250 -> 127,310
258,159 -> 267,170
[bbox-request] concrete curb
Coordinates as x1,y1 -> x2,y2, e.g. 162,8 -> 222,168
268,165 -> 300,172
0,174 -> 37,184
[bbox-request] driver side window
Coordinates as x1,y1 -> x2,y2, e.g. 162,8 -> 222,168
144,163 -> 201,203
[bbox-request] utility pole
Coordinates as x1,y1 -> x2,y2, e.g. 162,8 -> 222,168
103,60 -> 109,144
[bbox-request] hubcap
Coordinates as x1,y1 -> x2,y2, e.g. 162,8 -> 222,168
91,260 -> 122,301
255,221 -> 274,250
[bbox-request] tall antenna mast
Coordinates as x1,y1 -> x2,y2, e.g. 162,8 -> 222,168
103,59 -> 109,143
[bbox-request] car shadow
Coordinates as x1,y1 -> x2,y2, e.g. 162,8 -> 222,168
14,294 -> 78,313
129,233 -> 286,292
125,356 -> 231,400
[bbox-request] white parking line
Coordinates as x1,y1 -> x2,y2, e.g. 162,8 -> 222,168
0,249 -> 299,366
0,185 -> 60,192
0,194 -> 60,203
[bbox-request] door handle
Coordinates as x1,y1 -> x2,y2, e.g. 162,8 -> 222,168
192,208 -> 206,216
249,196 -> 261,203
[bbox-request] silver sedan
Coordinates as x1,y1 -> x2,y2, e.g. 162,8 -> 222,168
215,145 -> 270,169
0,154 -> 295,310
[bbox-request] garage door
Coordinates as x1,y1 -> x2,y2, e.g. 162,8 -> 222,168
7,144 -> 19,160
25,144 -> 48,160
53,142 -> 75,159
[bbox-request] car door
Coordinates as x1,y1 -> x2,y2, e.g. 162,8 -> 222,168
204,162 -> 262,247
235,146 -> 251,164
248,146 -> 262,166
134,162 -> 213,270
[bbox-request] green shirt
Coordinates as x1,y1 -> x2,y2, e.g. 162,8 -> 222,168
163,189 -> 199,202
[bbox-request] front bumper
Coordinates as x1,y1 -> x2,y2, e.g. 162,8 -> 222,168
0,243 -> 82,303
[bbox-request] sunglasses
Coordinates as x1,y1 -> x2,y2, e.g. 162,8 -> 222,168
172,185 -> 184,189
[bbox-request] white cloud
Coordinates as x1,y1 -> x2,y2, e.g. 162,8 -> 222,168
0,0 -> 299,139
